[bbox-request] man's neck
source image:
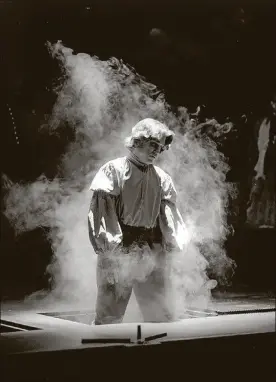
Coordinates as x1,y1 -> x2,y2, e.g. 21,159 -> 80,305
127,151 -> 150,171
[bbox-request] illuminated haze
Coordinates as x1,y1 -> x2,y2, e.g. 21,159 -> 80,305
4,41 -> 235,318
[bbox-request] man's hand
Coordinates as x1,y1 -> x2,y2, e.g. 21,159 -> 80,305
99,255 -> 120,285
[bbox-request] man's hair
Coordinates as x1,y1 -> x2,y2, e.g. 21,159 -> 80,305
125,118 -> 174,150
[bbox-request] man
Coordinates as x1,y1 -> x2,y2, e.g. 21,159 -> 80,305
88,118 -> 186,325
246,94 -> 276,228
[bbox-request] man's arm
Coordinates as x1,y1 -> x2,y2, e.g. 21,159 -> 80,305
88,190 -> 122,255
158,174 -> 188,251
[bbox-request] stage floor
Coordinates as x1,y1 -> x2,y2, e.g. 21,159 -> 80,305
1,291 -> 275,324
1,291 -> 275,382
1,291 -> 275,354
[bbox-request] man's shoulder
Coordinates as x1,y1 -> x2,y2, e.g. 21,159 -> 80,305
100,157 -> 127,171
90,157 -> 127,193
153,165 -> 172,183
154,165 -> 176,196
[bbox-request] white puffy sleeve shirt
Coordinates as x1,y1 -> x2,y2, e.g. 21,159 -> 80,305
88,157 -> 186,254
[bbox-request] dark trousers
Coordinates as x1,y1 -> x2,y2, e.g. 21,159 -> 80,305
94,224 -> 174,325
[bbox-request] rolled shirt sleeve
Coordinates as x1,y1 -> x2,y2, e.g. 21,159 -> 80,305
88,162 -> 122,255
158,174 -> 187,251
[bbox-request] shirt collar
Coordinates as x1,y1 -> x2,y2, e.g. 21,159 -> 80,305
127,151 -> 150,172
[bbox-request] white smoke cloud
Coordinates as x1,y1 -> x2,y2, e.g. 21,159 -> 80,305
3,41 -> 235,318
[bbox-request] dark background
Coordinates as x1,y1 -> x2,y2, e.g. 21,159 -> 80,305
1,0 -> 275,300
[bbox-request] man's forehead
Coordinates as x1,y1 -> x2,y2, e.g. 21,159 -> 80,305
148,136 -> 166,144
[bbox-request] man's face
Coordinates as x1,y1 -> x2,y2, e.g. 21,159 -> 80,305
133,136 -> 167,164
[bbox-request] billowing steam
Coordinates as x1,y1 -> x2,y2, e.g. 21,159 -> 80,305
3,41 -> 235,318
